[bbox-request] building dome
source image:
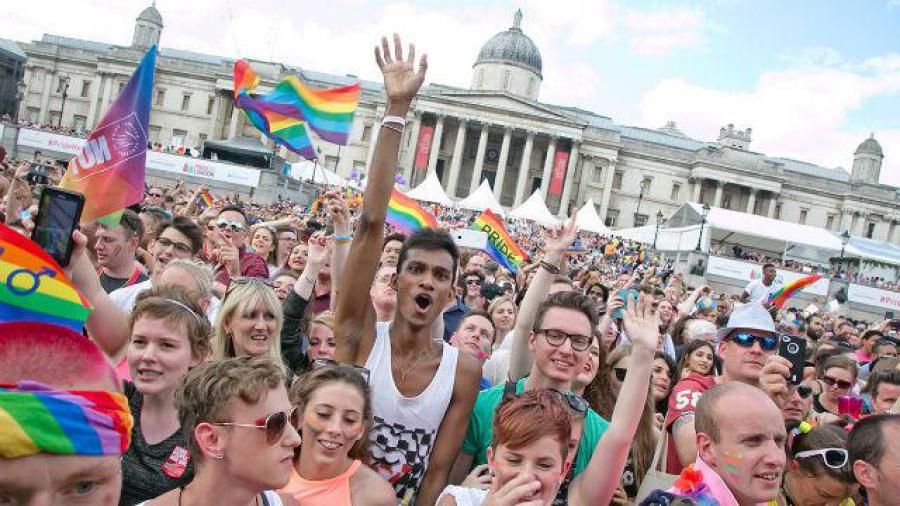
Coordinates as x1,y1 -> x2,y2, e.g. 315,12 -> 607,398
475,10 -> 542,77
855,134 -> 883,157
137,3 -> 163,26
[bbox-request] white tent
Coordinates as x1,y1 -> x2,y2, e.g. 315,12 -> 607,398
509,191 -> 558,226
405,171 -> 454,207
290,161 -> 345,186
457,179 -> 505,215
575,198 -> 612,235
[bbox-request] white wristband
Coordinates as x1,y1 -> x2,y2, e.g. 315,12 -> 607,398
382,115 -> 406,127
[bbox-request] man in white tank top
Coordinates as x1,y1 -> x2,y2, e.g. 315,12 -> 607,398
334,35 -> 481,506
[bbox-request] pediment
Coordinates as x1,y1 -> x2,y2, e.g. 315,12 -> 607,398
424,90 -> 581,125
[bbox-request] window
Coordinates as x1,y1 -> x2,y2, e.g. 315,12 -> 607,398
826,214 -> 835,230
48,111 -> 60,125
172,129 -> 187,145
80,81 -> 90,98
634,213 -> 648,227
325,156 -> 339,170
73,115 -> 86,133
362,124 -> 372,143
198,133 -> 207,145
641,177 -> 653,194
118,82 -> 125,95
181,94 -> 191,112
353,161 -> 366,174
866,222 -> 876,239
56,77 -> 68,94
722,195 -> 731,209
155,89 -> 165,106
774,204 -> 782,220
149,125 -> 162,143
207,96 -> 215,115
27,107 -> 40,122
592,165 -> 603,183
671,183 -> 681,201
612,171 -> 623,190
605,209 -> 619,227
503,70 -> 511,89
799,208 -> 808,225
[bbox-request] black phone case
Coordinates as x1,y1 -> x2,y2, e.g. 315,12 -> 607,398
31,188 -> 85,267
778,334 -> 806,385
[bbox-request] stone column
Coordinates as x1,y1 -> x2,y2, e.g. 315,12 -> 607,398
767,194 -> 778,218
426,114 -> 445,176
853,213 -> 866,236
38,69 -> 54,124
599,159 -> 616,221
85,72 -> 103,129
874,219 -> 891,242
493,126 -> 512,201
513,130 -> 535,206
403,112 -> 422,183
469,124 -> 490,194
99,74 -> 114,119
366,120 -> 382,170
712,182 -> 724,208
692,177 -> 703,203
208,91 -> 223,139
228,99 -> 241,139
890,220 -> 900,244
447,118 -> 468,197
746,187 -> 757,214
558,142 -> 580,217
839,210 -> 853,234
539,136 -> 557,198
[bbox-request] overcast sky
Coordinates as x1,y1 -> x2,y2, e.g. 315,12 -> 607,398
4,0 -> 900,185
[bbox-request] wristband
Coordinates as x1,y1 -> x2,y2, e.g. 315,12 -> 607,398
382,115 -> 406,126
381,124 -> 403,135
334,234 -> 351,241
539,261 -> 560,275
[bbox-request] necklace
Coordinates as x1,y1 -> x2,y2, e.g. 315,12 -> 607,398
396,346 -> 431,385
177,485 -> 261,506
780,483 -> 797,506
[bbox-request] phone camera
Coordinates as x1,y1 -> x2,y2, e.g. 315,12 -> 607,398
787,343 -> 800,354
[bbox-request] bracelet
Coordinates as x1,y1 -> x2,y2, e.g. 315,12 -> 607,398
539,261 -> 560,275
381,124 -> 404,135
334,238 -> 351,245
334,234 -> 351,241
382,115 -> 406,126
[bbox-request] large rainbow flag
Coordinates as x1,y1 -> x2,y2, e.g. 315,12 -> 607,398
233,60 -> 360,160
60,46 -> 156,224
471,210 -> 529,273
386,189 -> 438,234
766,274 -> 822,308
0,223 -> 91,331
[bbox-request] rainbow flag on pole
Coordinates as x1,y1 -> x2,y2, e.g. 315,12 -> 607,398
766,274 -> 822,308
197,189 -> 214,210
386,189 -> 438,234
471,210 -> 529,274
60,46 -> 156,224
233,60 -> 360,160
0,223 -> 91,331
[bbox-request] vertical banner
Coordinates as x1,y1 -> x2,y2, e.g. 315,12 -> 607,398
414,125 -> 434,174
548,149 -> 569,196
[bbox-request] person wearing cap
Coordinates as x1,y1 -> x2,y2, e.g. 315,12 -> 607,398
664,302 -> 782,474
856,328 -> 884,365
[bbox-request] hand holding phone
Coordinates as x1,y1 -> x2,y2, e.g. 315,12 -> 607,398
30,187 -> 85,267
777,334 -> 807,385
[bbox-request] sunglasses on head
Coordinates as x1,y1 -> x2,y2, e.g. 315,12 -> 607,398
312,358 -> 371,383
822,376 -> 853,390
613,367 -> 628,382
547,389 -> 589,414
212,406 -> 300,445
216,219 -> 245,232
727,332 -> 778,352
794,448 -> 848,469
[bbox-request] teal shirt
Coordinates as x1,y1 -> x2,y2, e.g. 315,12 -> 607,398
461,378 -> 610,476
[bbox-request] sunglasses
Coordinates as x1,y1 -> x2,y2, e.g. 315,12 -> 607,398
797,385 -> 812,399
822,376 -> 853,390
547,389 -> 589,414
794,448 -> 849,469
727,332 -> 778,352
216,219 -> 245,232
466,278 -> 482,285
312,358 -> 371,383
224,277 -> 275,299
613,367 -> 628,382
212,406 -> 300,445
148,192 -> 163,198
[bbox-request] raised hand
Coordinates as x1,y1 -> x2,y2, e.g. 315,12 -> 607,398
374,34 -> 427,106
307,233 -> 331,265
325,191 -> 350,230
543,216 -> 577,254
622,293 -> 660,354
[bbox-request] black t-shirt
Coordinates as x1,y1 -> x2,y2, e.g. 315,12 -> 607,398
119,382 -> 194,506
100,271 -> 148,294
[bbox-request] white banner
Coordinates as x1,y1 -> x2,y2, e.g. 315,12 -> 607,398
705,255 -> 829,296
847,284 -> 900,311
16,128 -> 261,187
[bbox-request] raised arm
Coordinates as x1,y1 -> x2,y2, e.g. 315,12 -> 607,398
326,192 -> 351,312
280,234 -> 329,373
569,294 -> 658,506
508,217 -> 577,381
334,34 -> 427,365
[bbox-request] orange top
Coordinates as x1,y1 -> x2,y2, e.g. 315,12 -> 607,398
280,460 -> 361,506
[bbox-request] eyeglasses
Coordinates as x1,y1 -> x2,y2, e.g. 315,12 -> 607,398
216,219 -> 245,232
794,448 -> 849,469
466,278 -> 482,286
155,236 -> 192,255
726,332 -> 778,352
822,376 -> 853,390
148,192 -> 163,198
797,385 -> 812,399
312,358 -> 371,383
212,406 -> 300,445
613,367 -> 628,382
537,329 -> 592,352
547,389 -> 589,414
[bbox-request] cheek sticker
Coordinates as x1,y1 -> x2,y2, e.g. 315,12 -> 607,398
304,418 -> 325,436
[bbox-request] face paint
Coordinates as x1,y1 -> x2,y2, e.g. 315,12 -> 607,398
721,450 -> 743,480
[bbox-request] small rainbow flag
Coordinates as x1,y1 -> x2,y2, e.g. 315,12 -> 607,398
233,60 -> 360,160
471,210 -> 529,274
0,223 -> 92,330
386,189 -> 438,234
197,189 -> 214,210
767,274 -> 822,308
566,244 -> 588,256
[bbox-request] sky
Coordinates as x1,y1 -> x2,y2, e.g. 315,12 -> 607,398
4,0 -> 900,185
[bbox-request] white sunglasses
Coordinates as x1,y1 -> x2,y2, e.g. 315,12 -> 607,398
794,448 -> 848,469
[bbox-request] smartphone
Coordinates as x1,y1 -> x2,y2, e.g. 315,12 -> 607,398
778,334 -> 807,385
27,163 -> 50,186
31,187 -> 85,267
451,229 -> 488,250
613,288 -> 641,320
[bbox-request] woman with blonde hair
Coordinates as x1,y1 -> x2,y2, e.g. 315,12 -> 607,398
214,278 -> 286,373
486,296 -> 517,350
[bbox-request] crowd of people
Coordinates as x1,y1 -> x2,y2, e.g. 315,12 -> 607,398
3,35 -> 900,506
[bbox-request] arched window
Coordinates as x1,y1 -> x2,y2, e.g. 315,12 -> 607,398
502,69 -> 511,89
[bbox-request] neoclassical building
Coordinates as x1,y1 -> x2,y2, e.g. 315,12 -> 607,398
13,5 -> 899,242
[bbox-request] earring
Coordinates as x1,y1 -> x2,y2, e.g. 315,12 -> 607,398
214,452 -> 224,460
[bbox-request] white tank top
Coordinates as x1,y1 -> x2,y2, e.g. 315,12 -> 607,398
365,321 -> 458,505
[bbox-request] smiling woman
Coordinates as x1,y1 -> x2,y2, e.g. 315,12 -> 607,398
213,278 -> 286,373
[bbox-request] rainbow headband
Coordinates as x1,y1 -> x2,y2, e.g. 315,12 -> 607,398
0,381 -> 133,458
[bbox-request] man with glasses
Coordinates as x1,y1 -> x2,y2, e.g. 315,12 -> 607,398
95,209 -> 149,293
848,414 -> 900,506
146,185 -> 165,206
212,206 -> 268,292
460,269 -> 485,311
665,302 -> 780,473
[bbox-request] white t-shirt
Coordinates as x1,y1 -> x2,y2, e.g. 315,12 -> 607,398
436,485 -> 488,506
109,279 -> 221,323
744,279 -> 780,303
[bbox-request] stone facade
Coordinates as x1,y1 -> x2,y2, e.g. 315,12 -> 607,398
14,5 -> 900,243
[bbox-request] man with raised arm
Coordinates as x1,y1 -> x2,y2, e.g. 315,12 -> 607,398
334,34 -> 480,506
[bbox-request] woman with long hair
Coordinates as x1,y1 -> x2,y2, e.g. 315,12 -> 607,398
486,296 -> 517,350
121,286 -> 212,506
249,226 -> 278,272
282,365 -> 395,505
213,278 -> 286,372
779,424 -> 857,505
677,340 -> 716,379
812,356 -> 859,421
651,352 -> 677,419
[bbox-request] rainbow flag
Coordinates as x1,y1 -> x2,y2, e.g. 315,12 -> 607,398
233,60 -> 360,160
386,189 -> 438,234
197,189 -> 214,210
60,46 -> 156,224
0,223 -> 92,331
471,210 -> 529,274
566,244 -> 588,256
767,274 -> 822,308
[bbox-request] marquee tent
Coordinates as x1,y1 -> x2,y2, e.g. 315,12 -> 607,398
290,161 -> 345,186
457,179 -> 505,215
405,171 -> 454,206
574,199 -> 612,235
509,191 -> 558,226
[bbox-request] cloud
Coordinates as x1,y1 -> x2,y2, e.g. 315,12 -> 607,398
623,7 -> 710,56
638,51 -> 900,185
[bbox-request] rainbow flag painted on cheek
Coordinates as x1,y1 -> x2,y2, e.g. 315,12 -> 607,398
471,210 -> 529,274
386,189 -> 438,234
